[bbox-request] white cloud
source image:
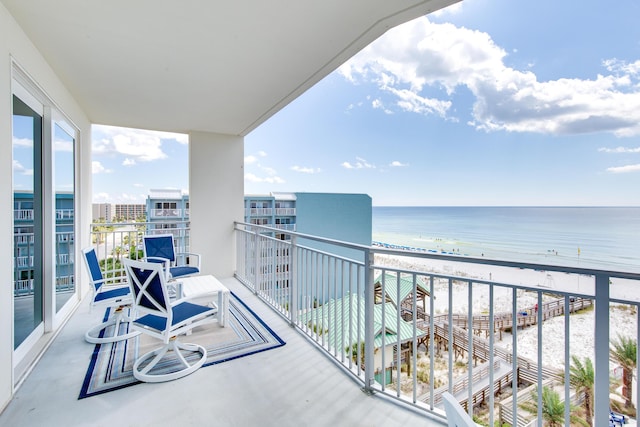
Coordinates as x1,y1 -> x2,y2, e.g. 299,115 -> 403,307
112,133 -> 166,162
244,161 -> 285,184
123,158 -> 136,166
390,161 -> 408,167
12,137 -> 32,148
342,157 -> 375,169
244,173 -> 285,184
92,161 -> 112,174
372,99 -> 393,114
606,164 -> 640,173
339,17 -> 640,137
54,139 -> 73,152
291,165 -> 321,174
598,146 -> 640,153
245,151 -> 268,165
92,124 -> 187,162
13,159 -> 33,175
92,192 -> 111,203
603,59 -> 640,76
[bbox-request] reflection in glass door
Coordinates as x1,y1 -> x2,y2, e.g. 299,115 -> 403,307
12,95 -> 44,349
54,122 -> 75,312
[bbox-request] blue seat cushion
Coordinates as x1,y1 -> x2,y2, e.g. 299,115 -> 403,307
95,286 -> 130,303
169,266 -> 199,278
135,301 -> 213,332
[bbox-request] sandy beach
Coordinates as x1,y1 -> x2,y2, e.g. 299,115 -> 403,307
375,253 -> 638,372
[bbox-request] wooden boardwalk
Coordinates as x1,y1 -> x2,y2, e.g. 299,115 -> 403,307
408,297 -> 592,415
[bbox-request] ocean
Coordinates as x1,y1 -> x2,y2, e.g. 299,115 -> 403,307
372,207 -> 640,272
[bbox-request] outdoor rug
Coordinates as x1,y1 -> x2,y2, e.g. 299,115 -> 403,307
79,291 -> 285,399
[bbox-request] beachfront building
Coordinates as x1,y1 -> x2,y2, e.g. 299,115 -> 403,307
244,192 -> 372,253
113,203 -> 146,222
244,192 -> 372,300
146,189 -> 190,230
91,203 -> 112,222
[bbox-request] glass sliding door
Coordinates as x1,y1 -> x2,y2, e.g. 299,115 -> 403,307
53,121 -> 76,312
12,94 -> 44,350
12,69 -> 79,376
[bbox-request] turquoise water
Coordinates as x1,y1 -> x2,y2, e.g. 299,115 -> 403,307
372,207 -> 640,272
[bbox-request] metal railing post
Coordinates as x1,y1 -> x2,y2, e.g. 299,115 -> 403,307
363,249 -> 375,394
593,273 -> 610,427
290,235 -> 298,326
253,228 -> 260,295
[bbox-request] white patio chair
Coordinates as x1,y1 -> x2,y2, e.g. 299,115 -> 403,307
142,233 -> 201,281
123,258 -> 217,383
82,247 -> 139,344
442,392 -> 477,427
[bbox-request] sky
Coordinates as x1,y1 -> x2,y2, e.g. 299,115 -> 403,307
90,0 -> 640,206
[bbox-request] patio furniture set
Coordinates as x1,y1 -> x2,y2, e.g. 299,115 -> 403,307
82,234 -> 230,383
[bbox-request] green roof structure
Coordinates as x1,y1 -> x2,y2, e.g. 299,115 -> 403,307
373,272 -> 430,310
300,293 -> 426,351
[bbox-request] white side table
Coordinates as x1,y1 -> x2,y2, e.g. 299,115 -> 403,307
179,275 -> 230,327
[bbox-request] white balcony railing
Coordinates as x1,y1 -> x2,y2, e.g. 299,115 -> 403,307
234,222 -> 640,427
14,279 -> 33,296
55,209 -> 74,220
275,208 -> 295,216
273,224 -> 295,231
15,234 -> 33,244
151,208 -> 182,217
246,208 -> 274,216
89,220 -> 191,278
14,209 -> 34,220
15,256 -> 33,268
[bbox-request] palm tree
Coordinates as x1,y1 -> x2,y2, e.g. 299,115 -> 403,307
610,334 -> 637,409
520,386 -> 588,427
112,246 -> 123,261
569,355 -> 594,426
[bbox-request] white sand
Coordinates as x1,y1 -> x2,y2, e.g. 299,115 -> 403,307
376,253 -> 638,371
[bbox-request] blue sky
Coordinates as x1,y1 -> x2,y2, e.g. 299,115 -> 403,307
91,0 -> 640,206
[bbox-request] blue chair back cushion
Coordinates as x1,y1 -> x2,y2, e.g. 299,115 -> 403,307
84,248 -> 104,291
144,235 -> 176,262
129,265 -> 169,312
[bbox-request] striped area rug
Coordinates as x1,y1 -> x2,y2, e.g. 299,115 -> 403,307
79,292 -> 285,399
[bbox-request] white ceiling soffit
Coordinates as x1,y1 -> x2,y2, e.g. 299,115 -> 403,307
3,0 -> 459,136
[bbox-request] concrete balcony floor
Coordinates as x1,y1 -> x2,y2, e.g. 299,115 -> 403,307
0,278 -> 445,426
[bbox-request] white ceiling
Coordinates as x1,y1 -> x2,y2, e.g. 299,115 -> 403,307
3,0 -> 458,136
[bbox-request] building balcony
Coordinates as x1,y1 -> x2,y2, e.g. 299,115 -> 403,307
3,222 -> 639,426
275,208 -> 296,216
56,209 -> 74,220
13,209 -> 34,221
246,207 -> 274,216
273,224 -> 296,231
150,208 -> 183,218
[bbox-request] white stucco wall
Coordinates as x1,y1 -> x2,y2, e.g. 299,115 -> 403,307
189,132 -> 244,279
0,2 -> 91,411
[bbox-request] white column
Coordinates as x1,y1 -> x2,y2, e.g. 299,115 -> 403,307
189,131 -> 244,278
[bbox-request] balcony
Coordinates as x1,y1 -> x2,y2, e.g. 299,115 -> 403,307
275,208 -> 296,216
150,208 -> 183,218
13,209 -> 34,221
234,223 -> 640,426
2,222 -> 639,426
246,208 -> 274,216
56,209 -> 74,220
